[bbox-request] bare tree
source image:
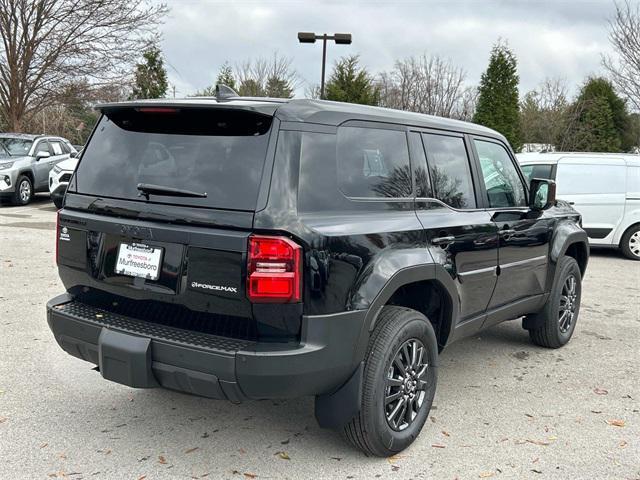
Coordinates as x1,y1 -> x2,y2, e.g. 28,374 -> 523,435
520,77 -> 570,148
236,52 -> 300,98
0,0 -> 168,132
603,0 -> 640,111
378,54 -> 470,119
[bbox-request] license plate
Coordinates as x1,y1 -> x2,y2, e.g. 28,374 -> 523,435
115,242 -> 163,280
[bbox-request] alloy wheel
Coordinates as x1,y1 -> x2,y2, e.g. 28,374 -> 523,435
558,275 -> 578,334
385,338 -> 429,431
19,180 -> 31,203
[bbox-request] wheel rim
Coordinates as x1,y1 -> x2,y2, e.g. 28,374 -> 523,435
629,231 -> 640,258
19,180 -> 31,202
384,338 -> 429,431
558,275 -> 578,334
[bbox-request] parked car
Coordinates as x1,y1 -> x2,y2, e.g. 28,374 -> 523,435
518,152 -> 640,260
0,133 -> 77,205
47,96 -> 588,457
49,150 -> 81,209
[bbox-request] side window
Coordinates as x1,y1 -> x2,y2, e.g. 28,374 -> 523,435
34,140 -> 51,156
337,126 -> 411,198
408,131 -> 433,198
59,141 -> 71,154
521,164 -> 554,182
422,133 -> 476,209
50,141 -> 64,155
475,140 -> 527,208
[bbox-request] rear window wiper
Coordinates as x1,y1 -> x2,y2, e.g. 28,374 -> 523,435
137,183 -> 207,200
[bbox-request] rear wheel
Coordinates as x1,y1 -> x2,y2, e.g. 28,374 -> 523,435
12,175 -> 33,205
620,225 -> 640,261
527,256 -> 582,348
343,306 -> 438,457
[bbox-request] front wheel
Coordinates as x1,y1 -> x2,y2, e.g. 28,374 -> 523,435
12,175 -> 33,205
526,256 -> 582,348
343,306 -> 438,457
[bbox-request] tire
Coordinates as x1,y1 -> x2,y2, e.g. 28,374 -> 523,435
12,175 -> 33,205
620,224 -> 640,261
52,195 -> 64,209
343,306 -> 438,457
527,256 -> 582,348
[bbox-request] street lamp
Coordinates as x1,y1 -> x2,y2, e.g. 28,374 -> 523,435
297,32 -> 352,99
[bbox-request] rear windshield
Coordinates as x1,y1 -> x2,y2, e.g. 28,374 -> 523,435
73,107 -> 273,211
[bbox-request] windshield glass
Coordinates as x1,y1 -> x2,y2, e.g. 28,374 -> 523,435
0,137 -> 33,156
73,108 -> 273,211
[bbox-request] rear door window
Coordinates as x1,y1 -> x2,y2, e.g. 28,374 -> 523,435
422,133 -> 476,209
556,163 -> 626,195
73,108 -> 273,211
50,141 -> 64,155
337,126 -> 411,198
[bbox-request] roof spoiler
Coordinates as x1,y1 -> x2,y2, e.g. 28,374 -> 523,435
215,84 -> 239,102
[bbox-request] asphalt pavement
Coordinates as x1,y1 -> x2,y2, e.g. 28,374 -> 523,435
1,195 -> 638,479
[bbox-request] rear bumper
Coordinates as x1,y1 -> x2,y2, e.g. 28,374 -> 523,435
46,294 -> 366,402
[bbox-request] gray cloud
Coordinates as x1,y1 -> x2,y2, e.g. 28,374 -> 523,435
161,0 -> 618,99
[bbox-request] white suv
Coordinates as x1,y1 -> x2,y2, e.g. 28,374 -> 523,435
49,153 -> 80,209
518,152 -> 640,260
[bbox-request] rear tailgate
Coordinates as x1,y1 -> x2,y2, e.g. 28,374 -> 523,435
57,104 -> 280,341
57,208 -> 256,339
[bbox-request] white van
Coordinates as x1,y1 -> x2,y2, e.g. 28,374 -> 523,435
517,152 -> 640,260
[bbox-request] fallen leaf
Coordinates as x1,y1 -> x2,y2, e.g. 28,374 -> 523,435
479,472 -> 495,478
158,455 -> 167,464
243,474 -> 257,479
387,454 -> 406,463
531,469 -> 543,474
275,451 -> 290,460
431,444 -> 446,448
591,410 -> 602,414
525,413 -> 534,418
607,419 -> 625,427
238,448 -> 246,454
619,440 -> 628,448
280,439 -> 290,445
526,439 -> 550,446
185,447 -> 199,454
137,476 -> 146,480
40,443 -> 48,448
441,430 -> 450,437
593,387 -> 608,395
391,465 -> 400,471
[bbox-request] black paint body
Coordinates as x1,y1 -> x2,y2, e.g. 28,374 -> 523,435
48,98 -> 589,424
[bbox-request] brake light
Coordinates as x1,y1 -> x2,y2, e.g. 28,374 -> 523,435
135,107 -> 179,114
247,235 -> 302,303
55,210 -> 60,265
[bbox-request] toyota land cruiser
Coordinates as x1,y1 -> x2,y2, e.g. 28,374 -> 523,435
47,90 -> 589,457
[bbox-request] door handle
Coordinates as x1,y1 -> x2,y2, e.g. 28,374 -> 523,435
499,229 -> 516,236
432,235 -> 456,246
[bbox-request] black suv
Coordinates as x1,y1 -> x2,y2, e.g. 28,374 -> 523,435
47,93 -> 588,457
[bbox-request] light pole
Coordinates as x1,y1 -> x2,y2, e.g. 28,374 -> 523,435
298,32 -> 352,99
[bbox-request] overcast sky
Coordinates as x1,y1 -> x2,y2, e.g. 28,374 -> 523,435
160,0 -> 618,99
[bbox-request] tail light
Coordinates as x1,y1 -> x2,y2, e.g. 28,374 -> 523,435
247,235 -> 302,303
55,210 -> 60,265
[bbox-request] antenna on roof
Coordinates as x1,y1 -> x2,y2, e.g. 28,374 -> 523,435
215,84 -> 239,101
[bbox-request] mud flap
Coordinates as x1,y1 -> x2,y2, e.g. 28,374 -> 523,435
98,329 -> 158,388
314,362 -> 363,429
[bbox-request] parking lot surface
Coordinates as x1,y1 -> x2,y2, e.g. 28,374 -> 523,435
1,197 -> 639,479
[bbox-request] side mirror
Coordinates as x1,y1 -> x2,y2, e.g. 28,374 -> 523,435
529,178 -> 556,211
36,151 -> 50,160
70,151 -> 78,158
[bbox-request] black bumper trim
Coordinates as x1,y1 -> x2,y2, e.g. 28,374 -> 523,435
46,294 -> 367,401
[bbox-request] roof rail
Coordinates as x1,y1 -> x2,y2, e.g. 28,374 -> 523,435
215,84 -> 239,101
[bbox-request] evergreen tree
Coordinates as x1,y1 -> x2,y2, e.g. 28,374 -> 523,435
325,55 -> 379,105
130,47 -> 168,99
473,42 -> 522,150
561,77 -> 630,152
265,76 -> 293,98
216,62 -> 236,90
